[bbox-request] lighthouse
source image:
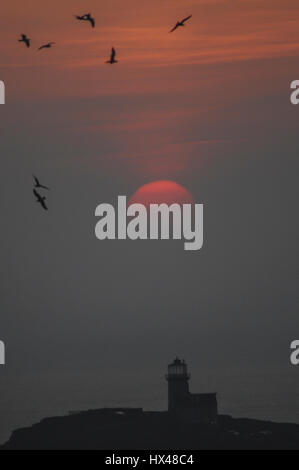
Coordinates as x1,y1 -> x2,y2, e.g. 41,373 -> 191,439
166,357 -> 190,412
166,357 -> 218,424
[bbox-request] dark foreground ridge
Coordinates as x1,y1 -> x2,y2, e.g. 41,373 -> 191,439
2,408 -> 299,450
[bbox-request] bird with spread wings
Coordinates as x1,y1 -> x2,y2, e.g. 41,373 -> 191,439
38,42 -> 55,51
106,47 -> 118,64
33,175 -> 50,190
33,189 -> 48,211
75,13 -> 95,28
169,15 -> 192,33
18,34 -> 30,48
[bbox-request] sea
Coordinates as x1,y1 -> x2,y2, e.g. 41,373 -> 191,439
1,365 -> 299,445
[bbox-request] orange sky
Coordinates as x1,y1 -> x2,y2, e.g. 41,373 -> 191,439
2,0 -> 299,97
1,3 -> 299,415
1,0 -> 299,178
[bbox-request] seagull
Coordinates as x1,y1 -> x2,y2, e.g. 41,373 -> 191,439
169,15 -> 192,33
106,47 -> 118,64
33,175 -> 50,190
75,13 -> 95,28
38,42 -> 55,51
33,189 -> 48,211
85,13 -> 95,28
18,34 -> 30,48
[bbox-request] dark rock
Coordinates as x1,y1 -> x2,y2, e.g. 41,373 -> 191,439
1,409 -> 299,450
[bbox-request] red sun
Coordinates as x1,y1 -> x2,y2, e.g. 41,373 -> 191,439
129,180 -> 194,207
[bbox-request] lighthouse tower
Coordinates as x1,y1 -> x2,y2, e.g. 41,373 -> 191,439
165,357 -> 218,423
166,357 -> 190,412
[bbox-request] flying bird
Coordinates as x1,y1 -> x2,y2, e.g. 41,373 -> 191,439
33,175 -> 50,190
85,13 -> 95,28
75,13 -> 95,28
38,42 -> 55,51
18,34 -> 30,48
33,189 -> 48,211
169,15 -> 192,33
106,47 -> 118,64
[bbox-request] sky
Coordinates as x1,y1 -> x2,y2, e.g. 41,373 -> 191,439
1,0 -> 299,442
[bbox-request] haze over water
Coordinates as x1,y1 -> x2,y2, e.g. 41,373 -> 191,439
1,364 -> 299,444
1,0 -> 299,446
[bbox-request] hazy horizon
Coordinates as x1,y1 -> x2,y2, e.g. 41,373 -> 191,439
1,0 -> 299,446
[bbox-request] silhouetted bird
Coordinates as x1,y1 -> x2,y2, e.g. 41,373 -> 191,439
33,175 -> 50,190
169,15 -> 192,33
75,13 -> 95,28
19,34 -> 30,48
38,42 -> 55,51
33,189 -> 48,211
106,48 -> 118,64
